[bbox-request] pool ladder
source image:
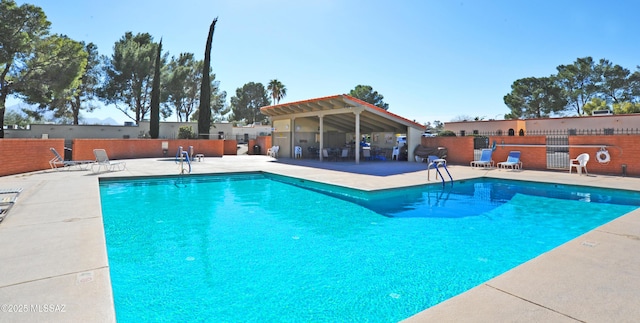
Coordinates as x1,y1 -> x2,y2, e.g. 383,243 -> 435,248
427,156 -> 453,187
175,146 -> 192,174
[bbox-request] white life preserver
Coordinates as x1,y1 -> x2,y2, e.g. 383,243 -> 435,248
596,149 -> 610,164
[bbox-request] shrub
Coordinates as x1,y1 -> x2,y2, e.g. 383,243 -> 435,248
178,126 -> 196,139
439,130 -> 456,137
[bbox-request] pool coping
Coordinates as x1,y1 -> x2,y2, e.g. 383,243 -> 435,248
0,155 -> 639,322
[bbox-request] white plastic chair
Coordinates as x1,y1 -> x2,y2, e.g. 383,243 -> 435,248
391,146 -> 400,160
267,145 -> 279,158
362,148 -> 371,160
294,146 -> 302,159
322,148 -> 331,161
340,148 -> 349,160
569,153 -> 589,175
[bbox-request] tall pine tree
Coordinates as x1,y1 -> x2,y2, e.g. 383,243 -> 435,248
149,39 -> 162,138
198,18 -> 218,139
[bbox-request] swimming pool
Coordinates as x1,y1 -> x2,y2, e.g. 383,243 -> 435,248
99,173 -> 640,322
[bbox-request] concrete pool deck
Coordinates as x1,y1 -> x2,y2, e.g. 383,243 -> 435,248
0,155 -> 638,322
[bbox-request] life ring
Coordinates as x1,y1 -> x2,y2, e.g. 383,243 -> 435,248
596,149 -> 610,164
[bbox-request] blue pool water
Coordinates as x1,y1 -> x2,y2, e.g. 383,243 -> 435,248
99,174 -> 640,322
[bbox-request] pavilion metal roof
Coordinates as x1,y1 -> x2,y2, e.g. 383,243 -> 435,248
260,94 -> 425,134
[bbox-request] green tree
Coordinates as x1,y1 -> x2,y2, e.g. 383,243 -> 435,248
191,68 -> 228,123
432,120 -> 443,132
582,98 -> 610,116
25,41 -> 99,124
348,85 -> 389,110
229,82 -> 270,124
100,32 -> 160,124
267,79 -> 286,105
0,0 -> 50,137
20,35 -> 87,122
596,59 -> 631,104
165,53 -> 196,121
450,115 -> 474,122
3,109 -> 33,129
613,101 -> 640,114
198,18 -> 217,139
629,69 -> 640,103
73,43 -> 102,124
149,39 -> 162,138
556,57 -> 601,116
503,76 -> 566,119
166,53 -> 227,122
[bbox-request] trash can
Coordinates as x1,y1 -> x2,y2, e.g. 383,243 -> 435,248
253,145 -> 261,155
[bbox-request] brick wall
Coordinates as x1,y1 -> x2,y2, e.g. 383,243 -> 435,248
1,135 -> 638,177
421,136 -> 474,165
71,139 -> 229,160
247,136 -> 272,155
422,135 -> 637,176
569,135 -> 639,176
0,139 -> 65,176
489,136 -> 547,170
223,140 -> 238,155
0,139 -> 236,177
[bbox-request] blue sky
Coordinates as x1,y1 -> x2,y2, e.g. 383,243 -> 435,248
10,0 -> 640,125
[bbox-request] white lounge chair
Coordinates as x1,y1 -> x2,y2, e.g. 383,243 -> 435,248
91,149 -> 126,174
569,153 -> 589,175
0,187 -> 22,221
497,151 -> 522,170
49,148 -> 94,170
470,149 -> 494,168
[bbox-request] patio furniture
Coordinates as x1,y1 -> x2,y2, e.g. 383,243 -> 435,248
49,148 -> 94,171
91,149 -> 126,174
294,146 -> 302,159
470,149 -> 494,168
497,151 -> 522,170
569,153 -> 589,175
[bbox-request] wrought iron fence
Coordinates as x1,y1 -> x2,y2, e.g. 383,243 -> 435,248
458,128 -> 640,136
546,136 -> 569,169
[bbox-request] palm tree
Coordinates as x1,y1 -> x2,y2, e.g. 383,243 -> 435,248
267,79 -> 287,105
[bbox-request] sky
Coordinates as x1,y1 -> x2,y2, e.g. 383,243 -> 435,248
9,0 -> 640,126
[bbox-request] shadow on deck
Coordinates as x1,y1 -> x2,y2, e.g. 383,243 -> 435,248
272,158 -> 430,176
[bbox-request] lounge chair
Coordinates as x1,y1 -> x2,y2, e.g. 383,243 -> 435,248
470,149 -> 494,168
91,149 -> 126,174
0,188 -> 22,222
49,148 -> 94,170
569,153 -> 589,175
497,151 -> 522,170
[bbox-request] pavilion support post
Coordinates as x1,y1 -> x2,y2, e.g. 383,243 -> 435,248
355,111 -> 361,164
319,115 -> 324,161
291,117 -> 296,158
